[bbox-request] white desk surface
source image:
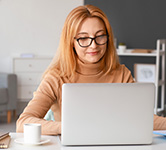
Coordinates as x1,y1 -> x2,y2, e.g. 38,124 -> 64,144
8,132 -> 166,150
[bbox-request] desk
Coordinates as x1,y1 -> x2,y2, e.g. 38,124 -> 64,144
8,132 -> 166,150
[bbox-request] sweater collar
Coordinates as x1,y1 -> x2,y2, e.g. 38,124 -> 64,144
76,58 -> 104,75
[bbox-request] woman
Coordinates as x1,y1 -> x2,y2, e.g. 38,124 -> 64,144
16,5 -> 166,135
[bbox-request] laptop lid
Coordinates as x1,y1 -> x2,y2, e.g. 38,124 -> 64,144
61,83 -> 155,146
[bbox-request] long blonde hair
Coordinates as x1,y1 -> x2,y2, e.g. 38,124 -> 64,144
43,5 -> 119,78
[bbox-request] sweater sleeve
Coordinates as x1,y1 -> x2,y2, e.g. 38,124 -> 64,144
16,73 -> 61,135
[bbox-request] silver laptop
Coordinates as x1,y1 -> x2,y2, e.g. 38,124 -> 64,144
61,83 -> 155,146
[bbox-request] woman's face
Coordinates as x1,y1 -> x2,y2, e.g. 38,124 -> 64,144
74,17 -> 107,64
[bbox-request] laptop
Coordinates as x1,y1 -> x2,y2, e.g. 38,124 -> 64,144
61,83 -> 155,146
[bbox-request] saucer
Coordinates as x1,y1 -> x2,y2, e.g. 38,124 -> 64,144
14,138 -> 50,145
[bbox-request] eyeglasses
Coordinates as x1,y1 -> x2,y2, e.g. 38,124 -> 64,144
74,34 -> 109,48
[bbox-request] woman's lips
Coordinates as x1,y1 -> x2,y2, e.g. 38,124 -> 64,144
87,51 -> 99,55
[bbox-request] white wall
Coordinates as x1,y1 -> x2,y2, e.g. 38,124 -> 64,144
0,0 -> 83,73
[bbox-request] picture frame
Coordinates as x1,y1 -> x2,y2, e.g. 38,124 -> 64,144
134,64 -> 156,83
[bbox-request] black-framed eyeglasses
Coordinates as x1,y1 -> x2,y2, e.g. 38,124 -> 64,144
74,34 -> 109,48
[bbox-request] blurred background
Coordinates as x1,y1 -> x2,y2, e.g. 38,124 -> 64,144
0,0 -> 166,132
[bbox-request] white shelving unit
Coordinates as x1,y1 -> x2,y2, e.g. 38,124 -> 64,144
117,39 -> 166,114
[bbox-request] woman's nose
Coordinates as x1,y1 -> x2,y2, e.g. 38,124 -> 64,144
89,39 -> 97,48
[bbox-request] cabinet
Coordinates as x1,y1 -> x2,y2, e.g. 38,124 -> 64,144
117,39 -> 166,114
13,57 -> 52,102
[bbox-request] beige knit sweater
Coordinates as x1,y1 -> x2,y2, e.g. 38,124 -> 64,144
16,59 -> 166,135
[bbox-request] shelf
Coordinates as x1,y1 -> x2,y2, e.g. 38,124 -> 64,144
117,49 -> 165,57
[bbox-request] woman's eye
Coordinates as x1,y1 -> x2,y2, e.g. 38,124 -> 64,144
96,35 -> 105,38
79,37 -> 89,40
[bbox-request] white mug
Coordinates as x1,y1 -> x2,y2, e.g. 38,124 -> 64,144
24,123 -> 41,144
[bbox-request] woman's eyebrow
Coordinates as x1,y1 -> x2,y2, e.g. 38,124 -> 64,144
77,32 -> 88,35
77,29 -> 105,36
96,29 -> 105,34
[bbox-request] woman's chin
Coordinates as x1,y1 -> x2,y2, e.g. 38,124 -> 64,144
84,58 -> 102,64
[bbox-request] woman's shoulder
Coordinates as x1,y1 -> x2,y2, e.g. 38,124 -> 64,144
115,64 -> 134,83
44,69 -> 61,79
116,64 -> 131,73
40,69 -> 61,86
43,69 -> 70,84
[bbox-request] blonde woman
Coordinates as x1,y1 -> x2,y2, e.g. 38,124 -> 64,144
16,5 -> 165,135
